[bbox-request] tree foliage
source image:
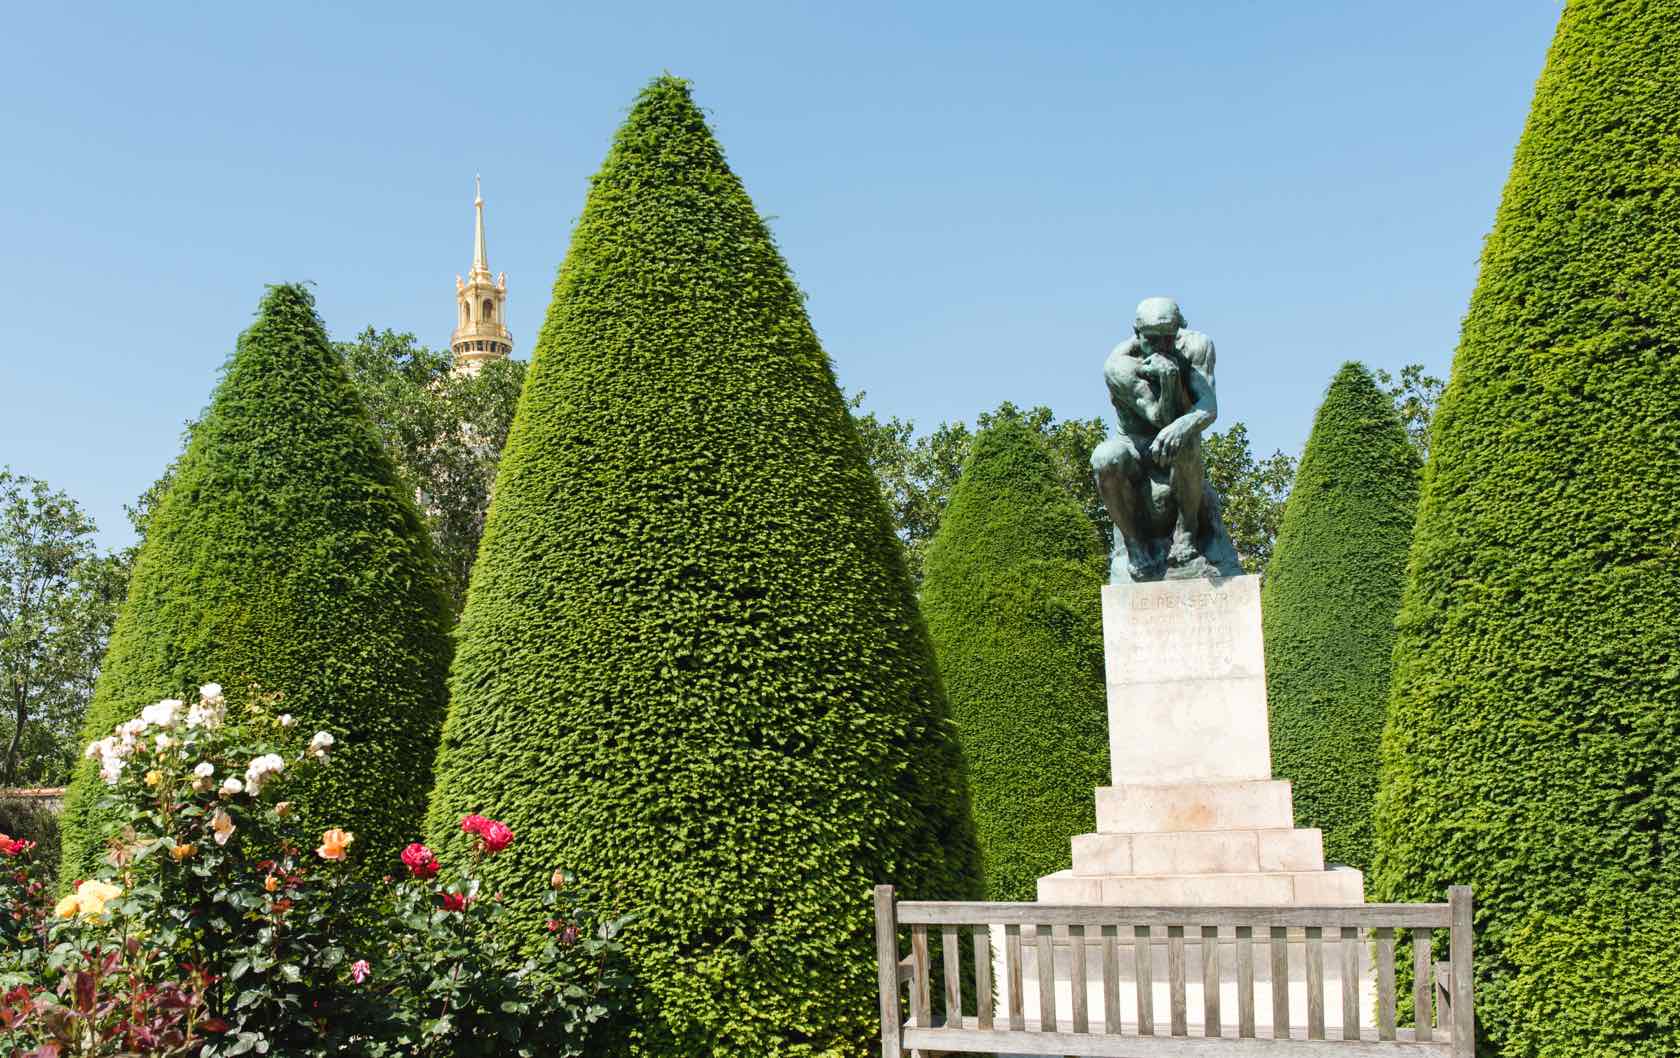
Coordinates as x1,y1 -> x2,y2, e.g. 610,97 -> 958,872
58,284 -> 454,883
423,78 -> 980,1056
1372,3 -> 1680,1052
1373,364 -> 1444,462
1202,423 -> 1296,574
1261,363 -> 1418,873
850,398 -> 1106,580
0,472 -> 123,787
920,417 -> 1108,901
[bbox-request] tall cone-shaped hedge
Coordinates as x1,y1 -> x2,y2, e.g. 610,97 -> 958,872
1262,362 -> 1418,875
60,284 -> 454,880
920,416 -> 1107,901
424,77 -> 980,1055
1372,4 -> 1680,1053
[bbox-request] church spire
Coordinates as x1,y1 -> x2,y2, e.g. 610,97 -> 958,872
471,174 -> 489,279
451,176 -> 512,376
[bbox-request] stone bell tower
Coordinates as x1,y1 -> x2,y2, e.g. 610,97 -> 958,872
450,176 -> 512,376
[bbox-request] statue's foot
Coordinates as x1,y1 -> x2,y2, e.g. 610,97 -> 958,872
1111,542 -> 1167,584
1167,532 -> 1201,568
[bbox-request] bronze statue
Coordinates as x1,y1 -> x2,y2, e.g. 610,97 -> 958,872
1091,297 -> 1243,583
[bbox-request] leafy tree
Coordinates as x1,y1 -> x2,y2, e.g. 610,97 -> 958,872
1373,364 -> 1445,462
850,397 -> 1107,580
921,418 -> 1108,900
0,472 -> 123,787
337,329 -> 526,611
1372,3 -> 1680,1053
1203,423 -> 1296,574
59,284 -> 455,883
423,78 -> 980,1056
1261,363 -> 1419,873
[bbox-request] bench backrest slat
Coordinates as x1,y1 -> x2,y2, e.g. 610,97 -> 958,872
1269,926 -> 1290,1039
1376,926 -> 1398,1040
1340,925 -> 1361,1040
1305,926 -> 1325,1039
1235,925 -> 1256,1038
1414,932 -> 1434,1043
1070,923 -> 1090,1033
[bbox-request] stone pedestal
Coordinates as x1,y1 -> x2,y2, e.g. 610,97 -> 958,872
1037,576 -> 1362,907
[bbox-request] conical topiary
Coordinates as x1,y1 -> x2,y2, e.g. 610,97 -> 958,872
1371,3 -> 1680,1052
423,77 -> 980,1055
1261,362 -> 1418,875
59,284 -> 454,881
920,414 -> 1108,901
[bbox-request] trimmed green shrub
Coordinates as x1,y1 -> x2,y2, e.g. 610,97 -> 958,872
1371,3 -> 1680,1053
59,284 -> 454,882
423,77 -> 980,1056
1501,892 -> 1680,1058
920,415 -> 1107,901
1262,362 -> 1418,874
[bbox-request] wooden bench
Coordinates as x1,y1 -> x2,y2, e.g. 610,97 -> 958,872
873,885 -> 1474,1057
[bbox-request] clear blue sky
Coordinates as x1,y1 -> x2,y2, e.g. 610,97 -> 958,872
0,1 -> 1560,550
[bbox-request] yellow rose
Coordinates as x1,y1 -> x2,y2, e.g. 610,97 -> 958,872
145,770 -> 163,788
71,880 -> 122,922
55,894 -> 80,919
170,843 -> 196,862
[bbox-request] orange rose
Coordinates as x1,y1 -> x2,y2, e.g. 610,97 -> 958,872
316,828 -> 354,861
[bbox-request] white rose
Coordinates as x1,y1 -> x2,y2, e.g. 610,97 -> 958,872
193,762 -> 215,779
118,718 -> 148,738
278,714 -> 296,729
307,731 -> 335,759
155,734 -> 175,753
186,701 -> 224,730
219,777 -> 244,797
244,753 -> 285,793
99,756 -> 126,785
140,699 -> 184,729
199,683 -> 224,705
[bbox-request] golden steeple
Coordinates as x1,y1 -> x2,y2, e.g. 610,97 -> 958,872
451,175 -> 512,376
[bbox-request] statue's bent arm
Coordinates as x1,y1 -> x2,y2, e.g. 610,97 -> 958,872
1174,333 -> 1219,436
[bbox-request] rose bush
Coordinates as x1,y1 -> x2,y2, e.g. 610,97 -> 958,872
0,684 -> 631,1057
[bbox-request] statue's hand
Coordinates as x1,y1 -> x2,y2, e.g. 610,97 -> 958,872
1150,419 -> 1192,462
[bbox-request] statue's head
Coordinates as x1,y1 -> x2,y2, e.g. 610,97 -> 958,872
1134,297 -> 1184,353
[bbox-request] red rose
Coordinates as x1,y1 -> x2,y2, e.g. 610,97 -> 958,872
400,843 -> 440,880
459,814 -> 491,836
479,820 -> 514,854
439,891 -> 468,912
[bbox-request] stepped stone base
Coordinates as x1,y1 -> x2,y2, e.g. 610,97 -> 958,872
1096,780 -> 1295,833
1071,826 -> 1325,876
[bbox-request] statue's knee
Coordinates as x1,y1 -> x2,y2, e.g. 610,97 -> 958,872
1092,438 -> 1139,479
